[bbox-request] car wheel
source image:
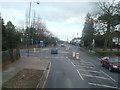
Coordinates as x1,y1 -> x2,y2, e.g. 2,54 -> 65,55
101,62 -> 104,67
108,66 -> 113,72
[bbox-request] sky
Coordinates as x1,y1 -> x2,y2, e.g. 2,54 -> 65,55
0,0 -> 98,41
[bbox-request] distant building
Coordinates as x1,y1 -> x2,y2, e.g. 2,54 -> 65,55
94,22 -> 120,45
113,24 -> 120,45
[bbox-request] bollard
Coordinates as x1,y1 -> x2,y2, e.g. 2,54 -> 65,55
73,52 -> 76,58
76,53 -> 80,59
66,47 -> 69,50
33,48 -> 36,52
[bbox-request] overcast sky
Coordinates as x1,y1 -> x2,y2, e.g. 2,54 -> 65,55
0,0 -> 98,41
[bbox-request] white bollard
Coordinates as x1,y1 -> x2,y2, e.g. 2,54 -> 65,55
73,52 -> 76,58
66,47 -> 69,50
33,48 -> 36,52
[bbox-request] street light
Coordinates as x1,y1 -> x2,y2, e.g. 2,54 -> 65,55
27,2 -> 40,56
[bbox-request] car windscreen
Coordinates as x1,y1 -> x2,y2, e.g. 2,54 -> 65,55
110,58 -> 120,63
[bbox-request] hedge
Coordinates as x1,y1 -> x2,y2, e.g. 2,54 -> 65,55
95,50 -> 120,57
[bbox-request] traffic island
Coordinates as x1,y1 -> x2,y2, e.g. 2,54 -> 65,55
37,62 -> 51,88
2,69 -> 44,88
2,56 -> 51,89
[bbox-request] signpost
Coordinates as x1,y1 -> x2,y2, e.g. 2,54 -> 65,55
39,41 -> 44,48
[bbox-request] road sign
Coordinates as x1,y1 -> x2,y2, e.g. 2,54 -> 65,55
39,41 -> 44,47
35,40 -> 38,44
75,42 -> 79,47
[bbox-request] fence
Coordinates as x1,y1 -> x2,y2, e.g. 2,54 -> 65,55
2,48 -> 20,66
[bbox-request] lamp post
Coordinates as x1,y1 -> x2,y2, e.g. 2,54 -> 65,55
27,2 -> 40,56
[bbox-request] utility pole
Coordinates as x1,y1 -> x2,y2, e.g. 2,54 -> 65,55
27,2 -> 39,56
27,2 -> 31,56
93,39 -> 95,51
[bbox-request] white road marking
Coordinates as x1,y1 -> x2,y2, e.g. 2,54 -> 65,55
66,57 -> 75,67
76,65 -> 94,69
74,63 -> 94,67
61,51 -> 69,53
88,83 -> 119,89
75,62 -> 92,65
80,58 -> 87,62
78,69 -> 102,73
66,57 -> 70,62
77,69 -> 84,80
44,57 -> 65,59
66,57 -> 71,62
100,70 -> 117,82
42,48 -> 50,50
42,62 -> 51,88
29,51 -> 40,52
71,62 -> 75,67
79,58 -> 95,67
82,74 -> 110,80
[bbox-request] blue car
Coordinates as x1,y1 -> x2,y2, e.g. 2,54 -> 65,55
51,48 -> 58,54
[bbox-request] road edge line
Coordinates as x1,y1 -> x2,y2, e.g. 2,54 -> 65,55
42,62 -> 51,88
100,70 -> 116,82
76,69 -> 84,80
36,62 -> 51,89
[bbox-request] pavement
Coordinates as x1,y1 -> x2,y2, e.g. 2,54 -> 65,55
2,56 -> 51,88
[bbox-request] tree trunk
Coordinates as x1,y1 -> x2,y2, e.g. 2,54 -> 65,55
108,33 -> 113,51
103,35 -> 108,50
104,21 -> 110,51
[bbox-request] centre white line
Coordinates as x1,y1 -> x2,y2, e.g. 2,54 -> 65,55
100,70 -> 116,82
77,69 -> 84,80
88,83 -> 119,89
66,57 -> 75,67
71,62 -> 75,67
66,57 -> 70,61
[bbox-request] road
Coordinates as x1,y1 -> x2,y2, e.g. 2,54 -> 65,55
20,44 -> 120,89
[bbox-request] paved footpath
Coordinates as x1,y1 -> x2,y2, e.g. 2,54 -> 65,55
2,56 -> 51,88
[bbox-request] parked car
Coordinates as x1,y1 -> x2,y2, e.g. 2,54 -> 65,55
101,56 -> 120,72
51,48 -> 58,54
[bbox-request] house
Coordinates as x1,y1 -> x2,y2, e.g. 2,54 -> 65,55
113,24 -> 120,45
